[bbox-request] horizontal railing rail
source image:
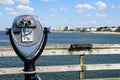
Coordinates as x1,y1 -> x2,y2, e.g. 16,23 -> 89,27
0,44 -> 120,80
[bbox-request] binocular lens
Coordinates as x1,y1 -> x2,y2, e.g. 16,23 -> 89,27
20,21 -> 25,27
20,21 -> 24,25
19,20 -> 32,27
27,20 -> 31,26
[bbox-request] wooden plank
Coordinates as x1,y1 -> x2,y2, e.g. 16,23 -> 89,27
0,64 -> 120,74
86,64 -> 120,71
92,44 -> 120,49
0,65 -> 81,75
1,48 -> 120,57
1,44 -> 120,57
1,44 -> 120,50
86,78 -> 120,80
37,65 -> 81,73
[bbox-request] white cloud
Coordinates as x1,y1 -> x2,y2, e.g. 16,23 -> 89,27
59,8 -> 69,12
0,0 -> 14,5
5,7 -> 19,16
75,4 -> 94,10
95,1 -> 106,10
9,11 -> 19,16
41,0 -> 57,2
111,5 -> 116,9
86,14 -> 91,17
91,20 -> 97,25
15,0 -> 30,4
79,21 -> 86,24
80,20 -> 97,25
118,6 -> 120,9
16,5 -> 34,13
50,8 -> 57,13
63,19 -> 68,23
5,7 -> 14,12
49,14 -> 57,17
95,13 -> 107,17
106,20 -> 111,24
75,4 -> 94,13
0,12 -> 2,16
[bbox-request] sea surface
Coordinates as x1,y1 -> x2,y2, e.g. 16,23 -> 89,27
0,31 -> 120,80
1,31 -> 120,46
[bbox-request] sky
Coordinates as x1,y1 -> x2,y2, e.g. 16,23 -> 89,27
0,0 -> 120,30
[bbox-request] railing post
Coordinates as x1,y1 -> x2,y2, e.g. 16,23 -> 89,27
80,52 -> 86,80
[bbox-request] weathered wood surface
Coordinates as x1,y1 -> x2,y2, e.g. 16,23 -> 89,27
1,44 -> 120,56
1,44 -> 120,50
86,78 -> 120,80
0,64 -> 120,74
0,44 -> 120,80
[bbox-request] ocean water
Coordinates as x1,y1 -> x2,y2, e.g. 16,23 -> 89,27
1,31 -> 120,46
1,31 -> 120,79
48,32 -> 120,44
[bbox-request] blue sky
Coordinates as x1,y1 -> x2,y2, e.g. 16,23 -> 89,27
0,0 -> 120,30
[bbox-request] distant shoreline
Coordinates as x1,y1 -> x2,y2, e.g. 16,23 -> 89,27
86,32 -> 120,34
52,31 -> 120,34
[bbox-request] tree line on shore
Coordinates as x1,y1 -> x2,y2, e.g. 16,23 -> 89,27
97,26 -> 120,32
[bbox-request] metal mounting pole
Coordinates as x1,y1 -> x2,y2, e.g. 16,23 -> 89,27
24,61 -> 37,80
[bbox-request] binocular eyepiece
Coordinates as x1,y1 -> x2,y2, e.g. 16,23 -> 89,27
19,20 -> 34,28
16,15 -> 37,28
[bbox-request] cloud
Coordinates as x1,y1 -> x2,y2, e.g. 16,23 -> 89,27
15,0 -> 30,4
41,0 -> 58,2
111,5 -> 116,9
49,14 -> 57,17
63,19 -> 68,23
95,1 -> 106,10
16,5 -> 34,13
75,4 -> 94,13
49,8 -> 58,17
118,6 -> 120,9
0,12 -> 2,16
5,7 -> 19,16
86,14 -> 91,17
50,8 -> 57,13
95,13 -> 107,17
80,20 -> 97,25
0,0 -> 14,5
106,20 -> 111,24
91,20 -> 97,25
5,7 -> 14,12
59,8 -> 69,12
9,11 -> 19,16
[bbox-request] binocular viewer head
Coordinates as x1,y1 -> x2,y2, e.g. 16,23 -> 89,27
12,15 -> 43,46
7,15 -> 49,60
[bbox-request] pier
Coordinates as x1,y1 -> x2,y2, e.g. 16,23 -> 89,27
0,44 -> 120,80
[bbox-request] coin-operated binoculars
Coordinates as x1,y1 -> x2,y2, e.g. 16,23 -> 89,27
6,15 -> 49,80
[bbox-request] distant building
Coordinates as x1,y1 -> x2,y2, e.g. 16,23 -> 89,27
110,26 -> 117,31
80,27 -> 87,32
59,26 -> 70,31
81,27 -> 96,32
89,27 -> 97,32
75,28 -> 81,31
